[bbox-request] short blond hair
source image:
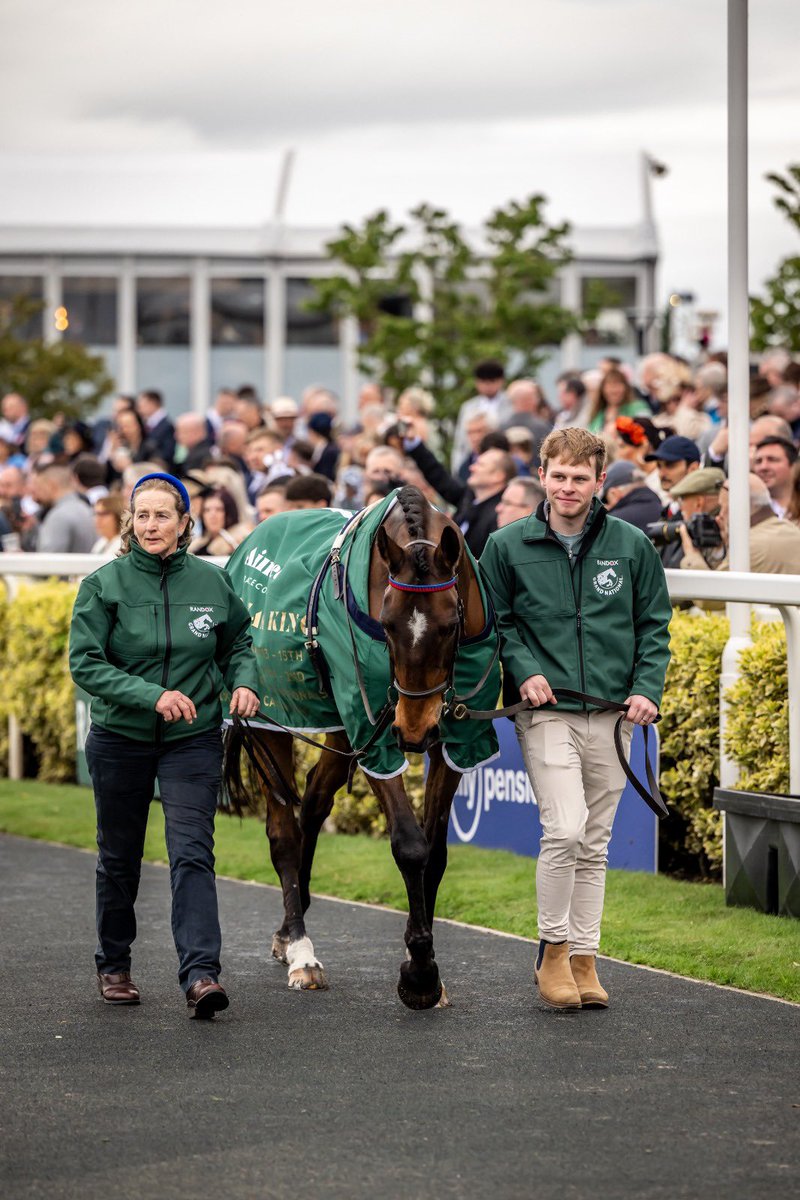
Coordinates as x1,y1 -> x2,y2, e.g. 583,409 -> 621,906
540,428 -> 607,478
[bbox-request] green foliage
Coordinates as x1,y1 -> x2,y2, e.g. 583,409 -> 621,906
725,620 -> 789,793
311,196 -> 577,427
0,581 -> 78,781
659,611 -> 730,876
0,295 -> 113,421
750,163 -> 800,351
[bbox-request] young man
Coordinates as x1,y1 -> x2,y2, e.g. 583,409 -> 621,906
480,428 -> 671,1010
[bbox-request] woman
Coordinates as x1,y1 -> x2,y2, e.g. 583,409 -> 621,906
108,408 -> 154,475
69,472 -> 260,1019
91,492 -> 125,555
587,368 -> 650,436
189,486 -> 252,556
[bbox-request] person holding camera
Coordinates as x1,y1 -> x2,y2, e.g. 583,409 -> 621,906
646,467 -> 727,570
679,474 -> 800,576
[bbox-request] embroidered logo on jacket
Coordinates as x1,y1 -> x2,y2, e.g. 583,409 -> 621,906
593,566 -> 624,596
189,613 -> 216,638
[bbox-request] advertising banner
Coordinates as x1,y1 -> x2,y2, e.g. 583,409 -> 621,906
448,718 -> 658,872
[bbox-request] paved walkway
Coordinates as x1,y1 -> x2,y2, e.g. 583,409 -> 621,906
1,834 -> 798,1199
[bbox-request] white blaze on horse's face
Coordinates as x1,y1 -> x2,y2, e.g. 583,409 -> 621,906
408,607 -> 428,648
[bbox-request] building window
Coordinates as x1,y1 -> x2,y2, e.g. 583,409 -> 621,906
286,277 -> 338,346
211,277 -> 265,346
0,275 -> 44,339
62,276 -> 118,345
136,277 -> 190,345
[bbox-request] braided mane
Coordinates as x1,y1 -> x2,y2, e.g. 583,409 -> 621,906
396,486 -> 431,578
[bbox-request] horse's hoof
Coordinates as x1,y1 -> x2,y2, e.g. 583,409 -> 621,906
397,978 -> 443,1010
288,965 -> 328,991
271,933 -> 289,964
436,983 -> 451,1009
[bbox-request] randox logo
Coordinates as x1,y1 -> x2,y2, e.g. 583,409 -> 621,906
188,613 -> 216,638
593,565 -> 624,596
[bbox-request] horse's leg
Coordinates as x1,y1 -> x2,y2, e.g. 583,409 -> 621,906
297,732 -> 352,914
256,732 -> 326,991
371,774 -> 441,1010
420,743 -> 462,1008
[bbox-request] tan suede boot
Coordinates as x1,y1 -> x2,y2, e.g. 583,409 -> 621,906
534,941 -> 582,1010
570,954 -> 609,1008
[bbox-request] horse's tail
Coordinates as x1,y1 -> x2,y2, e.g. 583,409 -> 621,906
220,723 -> 261,817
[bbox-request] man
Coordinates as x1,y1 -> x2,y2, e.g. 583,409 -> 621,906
665,467 -> 727,569
752,436 -> 797,517
495,476 -> 545,528
284,473 -> 332,510
1,392 -> 30,447
234,388 -> 266,432
680,474 -> 800,576
72,454 -> 109,506
206,387 -> 238,439
174,413 -> 215,477
601,461 -> 662,532
136,390 -> 175,466
481,428 -> 671,1011
554,377 -> 588,429
500,379 -> 553,462
451,359 -> 509,470
268,396 -> 299,443
32,463 -> 97,553
644,434 -> 701,505
455,409 -> 497,481
255,479 -> 290,523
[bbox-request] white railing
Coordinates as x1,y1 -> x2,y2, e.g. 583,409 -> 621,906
0,555 -> 798,792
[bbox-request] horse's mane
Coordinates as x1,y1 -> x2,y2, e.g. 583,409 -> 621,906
395,486 -> 432,579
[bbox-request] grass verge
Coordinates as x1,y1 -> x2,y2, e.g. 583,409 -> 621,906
2,778 -> 799,1002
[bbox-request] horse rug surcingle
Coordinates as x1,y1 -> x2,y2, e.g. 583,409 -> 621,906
225,495 -> 500,778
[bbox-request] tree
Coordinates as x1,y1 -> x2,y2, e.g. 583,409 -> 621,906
750,164 -> 800,352
0,296 -> 113,422
311,196 -> 578,427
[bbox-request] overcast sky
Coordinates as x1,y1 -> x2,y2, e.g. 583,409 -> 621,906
2,0 -> 798,338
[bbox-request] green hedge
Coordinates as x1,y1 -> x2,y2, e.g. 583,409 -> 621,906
0,584 -> 791,875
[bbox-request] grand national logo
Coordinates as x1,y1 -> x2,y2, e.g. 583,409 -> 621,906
188,613 -> 216,638
593,560 -> 624,597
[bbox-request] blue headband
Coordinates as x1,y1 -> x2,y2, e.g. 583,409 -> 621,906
131,472 -> 191,514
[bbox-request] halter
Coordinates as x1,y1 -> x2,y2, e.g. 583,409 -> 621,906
388,537 -> 457,592
384,538 -> 462,703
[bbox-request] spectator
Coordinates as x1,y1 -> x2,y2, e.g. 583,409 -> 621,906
31,463 -> 97,553
206,387 -> 238,439
554,376 -> 588,429
234,389 -> 265,432
786,461 -> 800,528
1,392 -> 30,446
189,487 -> 252,556
174,413 -> 215,476
752,436 -> 798,517
255,479 -> 290,523
72,454 -> 109,505
136,390 -> 176,466
501,380 -> 553,462
284,473 -> 332,509
662,467 -> 727,570
268,396 -> 300,443
644,435 -> 701,515
504,426 -> 536,476
614,416 -> 671,504
455,409 -> 498,481
363,446 -> 408,497
285,438 -> 315,474
91,493 -> 126,556
62,421 -> 96,461
306,413 -> 340,480
108,408 -> 156,474
0,464 -> 26,537
680,474 -> 800,576
24,419 -> 57,468
216,420 -> 251,481
495,476 -> 545,528
587,368 -> 650,436
601,461 -> 662,532
451,359 -> 509,470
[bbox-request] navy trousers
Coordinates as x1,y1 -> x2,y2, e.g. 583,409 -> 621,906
86,725 -> 224,992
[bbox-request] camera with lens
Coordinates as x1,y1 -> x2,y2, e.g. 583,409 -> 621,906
645,512 -> 723,550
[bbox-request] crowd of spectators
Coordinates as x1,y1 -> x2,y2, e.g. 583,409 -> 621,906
2,345 -> 800,568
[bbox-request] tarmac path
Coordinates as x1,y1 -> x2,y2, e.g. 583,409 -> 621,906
1,833 -> 799,1199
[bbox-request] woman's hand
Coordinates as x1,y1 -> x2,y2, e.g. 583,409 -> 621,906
156,690 -> 197,723
229,688 -> 261,719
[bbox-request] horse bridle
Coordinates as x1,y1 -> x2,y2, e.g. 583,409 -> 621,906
385,536 -> 464,704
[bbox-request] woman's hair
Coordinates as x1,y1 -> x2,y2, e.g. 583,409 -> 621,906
119,480 -> 194,555
397,386 -> 435,417
202,486 -> 238,530
94,491 -> 126,533
787,460 -> 800,524
115,408 -> 146,445
587,368 -> 635,424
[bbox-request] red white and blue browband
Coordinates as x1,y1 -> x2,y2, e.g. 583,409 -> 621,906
388,576 -> 458,593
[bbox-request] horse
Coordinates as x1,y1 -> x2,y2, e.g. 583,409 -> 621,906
222,486 -> 500,1009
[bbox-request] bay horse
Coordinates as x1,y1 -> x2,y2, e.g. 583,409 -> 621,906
223,486 -> 499,1009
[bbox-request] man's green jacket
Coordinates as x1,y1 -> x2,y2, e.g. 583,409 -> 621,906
479,500 -> 672,711
69,540 -> 260,742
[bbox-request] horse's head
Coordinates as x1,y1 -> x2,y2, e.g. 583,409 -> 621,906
375,493 -> 463,753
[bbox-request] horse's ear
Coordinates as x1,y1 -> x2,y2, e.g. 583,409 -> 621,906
435,524 -> 461,575
376,526 -> 406,576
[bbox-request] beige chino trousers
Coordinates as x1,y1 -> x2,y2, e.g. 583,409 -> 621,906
515,708 -> 633,955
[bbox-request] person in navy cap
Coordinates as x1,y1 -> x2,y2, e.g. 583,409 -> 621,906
643,435 -> 702,566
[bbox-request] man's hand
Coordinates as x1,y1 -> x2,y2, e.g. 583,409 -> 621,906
229,687 -> 261,719
624,694 -> 658,725
156,690 -> 196,724
520,674 -> 557,707
708,426 -> 729,460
